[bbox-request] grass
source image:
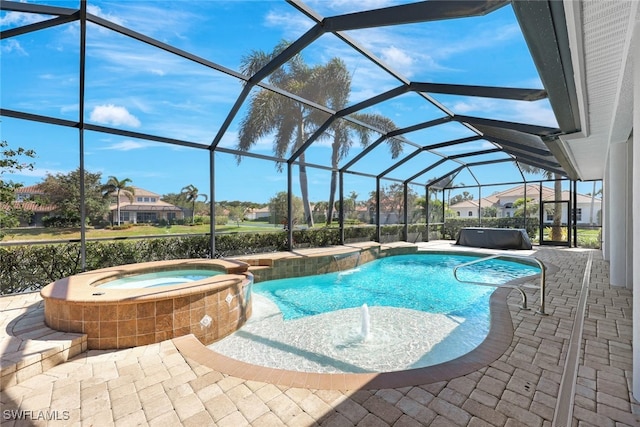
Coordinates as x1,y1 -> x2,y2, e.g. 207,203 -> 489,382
0,222 -> 284,242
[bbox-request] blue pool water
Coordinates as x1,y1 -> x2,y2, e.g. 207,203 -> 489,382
211,253 -> 541,373
255,253 -> 540,320
99,269 -> 222,289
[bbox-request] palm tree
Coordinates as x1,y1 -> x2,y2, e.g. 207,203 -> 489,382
518,164 -> 563,240
101,176 -> 135,226
588,183 -> 602,226
181,184 -> 208,224
237,41 -> 322,228
300,57 -> 404,225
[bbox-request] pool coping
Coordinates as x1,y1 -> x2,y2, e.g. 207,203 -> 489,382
173,283 -> 518,390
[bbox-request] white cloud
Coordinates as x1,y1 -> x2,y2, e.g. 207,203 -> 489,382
97,140 -> 150,151
380,46 -> 413,75
449,98 -> 499,114
60,104 -> 79,115
86,4 -> 126,27
307,0 -> 396,15
89,105 -> 141,128
0,10 -> 47,27
512,102 -> 558,127
1,39 -> 27,55
444,97 -> 558,128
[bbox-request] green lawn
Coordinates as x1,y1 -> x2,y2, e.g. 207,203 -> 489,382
0,222 -> 284,242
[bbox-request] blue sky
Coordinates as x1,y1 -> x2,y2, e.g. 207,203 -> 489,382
2,0 -> 596,204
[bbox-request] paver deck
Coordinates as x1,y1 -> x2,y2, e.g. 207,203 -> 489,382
1,242 -> 638,426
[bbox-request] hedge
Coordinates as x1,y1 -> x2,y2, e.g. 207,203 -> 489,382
0,220 -> 542,295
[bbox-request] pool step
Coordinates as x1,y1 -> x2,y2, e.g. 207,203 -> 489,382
0,294 -> 87,391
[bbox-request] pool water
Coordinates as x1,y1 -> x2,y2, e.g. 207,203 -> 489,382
209,253 -> 540,373
99,269 -> 222,289
255,254 -> 540,320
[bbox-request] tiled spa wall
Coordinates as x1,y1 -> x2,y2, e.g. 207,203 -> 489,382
43,278 -> 252,350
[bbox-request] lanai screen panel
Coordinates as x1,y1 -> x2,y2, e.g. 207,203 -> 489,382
344,92 -> 445,133
2,118 -> 79,180
465,161 -> 527,186
383,150 -> 446,182
223,85 -> 332,164
343,138 -> 416,177
1,23 -> 79,120
84,22 -> 244,143
1,0 -> 576,245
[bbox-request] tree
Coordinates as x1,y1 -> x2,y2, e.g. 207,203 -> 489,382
227,205 -> 246,227
269,191 -> 303,228
101,176 -> 135,226
312,201 -> 329,223
481,206 -> 498,218
368,184 -> 417,224
236,44 -> 402,229
180,184 -> 208,224
1,140 -> 36,237
347,191 -> 358,220
161,192 -> 188,209
519,164 -> 563,240
449,191 -> 474,206
237,41 -> 322,228
588,184 -> 602,226
512,197 -> 538,218
318,58 -> 404,225
38,168 -> 109,226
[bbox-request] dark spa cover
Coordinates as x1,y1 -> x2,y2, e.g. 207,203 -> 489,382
455,227 -> 533,250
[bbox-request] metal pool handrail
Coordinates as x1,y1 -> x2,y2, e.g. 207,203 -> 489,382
453,254 -> 547,315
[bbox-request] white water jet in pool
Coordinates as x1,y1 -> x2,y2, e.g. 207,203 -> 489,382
360,303 -> 371,342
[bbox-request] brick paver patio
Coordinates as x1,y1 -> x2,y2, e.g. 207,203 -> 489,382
1,242 -> 638,426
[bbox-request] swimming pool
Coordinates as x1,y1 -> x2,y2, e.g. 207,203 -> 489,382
210,253 -> 540,373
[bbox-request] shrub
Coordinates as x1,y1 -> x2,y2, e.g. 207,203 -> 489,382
110,223 -> 134,230
193,215 -> 211,225
42,214 -> 82,228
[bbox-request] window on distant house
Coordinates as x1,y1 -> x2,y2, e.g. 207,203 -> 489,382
138,212 -> 157,223
150,197 -> 156,202
504,203 -> 513,209
137,197 -> 143,202
143,197 -> 150,202
468,211 -> 473,217
546,212 -> 553,221
456,211 -> 460,217
119,212 -> 129,222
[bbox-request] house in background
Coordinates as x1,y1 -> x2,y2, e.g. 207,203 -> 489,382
245,206 -> 270,221
11,184 -> 56,226
449,184 -> 601,225
110,187 -> 184,224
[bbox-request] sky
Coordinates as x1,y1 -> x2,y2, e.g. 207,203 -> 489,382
1,0 -> 600,204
